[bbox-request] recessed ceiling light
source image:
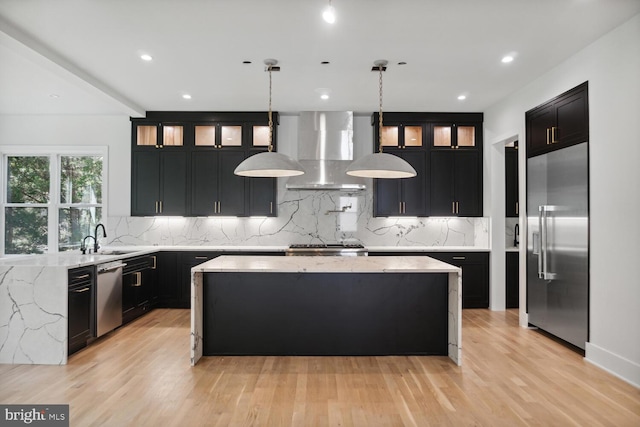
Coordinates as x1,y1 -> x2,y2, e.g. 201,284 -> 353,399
182,94 -> 192,100
49,93 -> 60,98
501,55 -> 514,63
322,2 -> 336,23
320,94 -> 330,100
457,95 -> 466,100
140,54 -> 153,61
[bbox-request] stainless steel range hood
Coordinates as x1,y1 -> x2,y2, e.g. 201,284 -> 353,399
286,111 -> 367,191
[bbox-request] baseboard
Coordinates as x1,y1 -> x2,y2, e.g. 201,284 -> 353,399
585,342 -> 640,388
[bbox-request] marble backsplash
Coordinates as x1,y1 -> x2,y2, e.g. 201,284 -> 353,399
107,186 -> 489,248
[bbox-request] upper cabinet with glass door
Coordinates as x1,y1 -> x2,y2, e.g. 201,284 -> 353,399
195,124 -> 243,148
377,124 -> 424,150
133,122 -> 184,149
432,123 -> 478,150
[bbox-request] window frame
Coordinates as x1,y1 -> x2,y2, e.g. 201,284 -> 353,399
0,146 -> 108,256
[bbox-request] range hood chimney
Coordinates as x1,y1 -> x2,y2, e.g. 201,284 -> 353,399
286,111 -> 367,191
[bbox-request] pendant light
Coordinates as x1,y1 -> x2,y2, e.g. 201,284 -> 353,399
234,59 -> 305,177
346,60 -> 417,179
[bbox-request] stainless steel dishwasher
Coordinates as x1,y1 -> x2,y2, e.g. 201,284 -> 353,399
96,260 -> 126,337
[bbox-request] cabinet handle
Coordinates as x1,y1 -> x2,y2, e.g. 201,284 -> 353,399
452,202 -> 456,214
456,201 -> 459,214
551,126 -> 558,143
399,202 -> 403,214
132,272 -> 142,287
150,255 -> 157,270
403,202 -> 406,214
516,202 -> 519,215
73,274 -> 90,280
155,201 -> 159,214
546,128 -> 551,145
159,200 -> 163,213
71,287 -> 91,293
195,256 -> 209,260
270,202 -> 273,215
453,256 -> 466,260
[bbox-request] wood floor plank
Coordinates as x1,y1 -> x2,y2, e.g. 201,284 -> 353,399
1,308 -> 638,426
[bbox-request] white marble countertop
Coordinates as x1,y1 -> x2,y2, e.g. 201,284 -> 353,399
193,255 -> 461,274
0,245 -> 491,268
366,246 -> 490,252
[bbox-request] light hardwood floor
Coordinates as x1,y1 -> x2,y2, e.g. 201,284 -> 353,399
1,309 -> 638,426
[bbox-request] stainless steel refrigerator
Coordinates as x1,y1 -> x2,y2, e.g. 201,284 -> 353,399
527,142 -> 589,350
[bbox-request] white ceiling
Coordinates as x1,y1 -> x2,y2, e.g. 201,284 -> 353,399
1,0 -> 639,116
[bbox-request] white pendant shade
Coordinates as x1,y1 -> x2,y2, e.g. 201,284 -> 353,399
234,151 -> 305,177
345,152 -> 417,179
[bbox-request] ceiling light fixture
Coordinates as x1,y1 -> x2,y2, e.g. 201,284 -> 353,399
501,55 -> 514,63
457,95 -> 466,100
140,54 -> 153,61
345,60 -> 417,179
234,59 -> 305,178
323,0 -> 336,23
182,94 -> 192,99
320,94 -> 329,100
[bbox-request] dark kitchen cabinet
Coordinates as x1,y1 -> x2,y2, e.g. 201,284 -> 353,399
430,150 -> 481,216
526,82 -> 589,158
369,251 -> 489,309
506,251 -> 519,309
68,266 -> 95,355
505,144 -> 519,217
131,112 -> 277,217
179,252 -> 221,308
426,252 -> 489,309
371,112 -> 483,218
132,150 -> 188,216
122,254 -> 157,324
372,115 -> 428,217
155,251 -> 180,308
191,150 -> 246,216
374,150 -> 427,216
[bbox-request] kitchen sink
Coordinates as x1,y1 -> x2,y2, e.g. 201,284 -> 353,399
96,250 -> 139,256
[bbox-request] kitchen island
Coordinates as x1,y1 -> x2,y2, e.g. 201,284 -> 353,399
191,256 -> 462,366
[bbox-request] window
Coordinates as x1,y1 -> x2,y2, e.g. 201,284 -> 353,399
1,148 -> 106,255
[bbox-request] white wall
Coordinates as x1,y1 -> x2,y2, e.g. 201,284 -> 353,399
484,14 -> 640,386
0,114 -> 131,216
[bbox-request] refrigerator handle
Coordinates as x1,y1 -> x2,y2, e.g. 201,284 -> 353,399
537,207 -> 545,279
539,205 -> 557,281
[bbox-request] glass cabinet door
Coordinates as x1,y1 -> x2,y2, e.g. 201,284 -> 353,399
220,126 -> 242,147
252,125 -> 270,147
162,125 -> 183,146
195,125 -> 216,147
433,124 -> 475,148
136,125 -> 158,146
457,126 -> 475,147
404,126 -> 423,147
433,125 -> 453,147
380,126 -> 399,147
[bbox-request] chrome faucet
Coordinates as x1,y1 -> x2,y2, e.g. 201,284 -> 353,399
94,223 -> 107,253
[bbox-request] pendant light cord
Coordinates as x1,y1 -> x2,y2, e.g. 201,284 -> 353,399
268,64 -> 274,153
378,64 -> 384,154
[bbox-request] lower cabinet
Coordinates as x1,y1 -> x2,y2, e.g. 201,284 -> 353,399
122,254 -> 157,324
68,266 -> 95,355
179,252 -> 222,308
506,252 -> 519,308
370,251 -> 490,308
156,252 -> 180,308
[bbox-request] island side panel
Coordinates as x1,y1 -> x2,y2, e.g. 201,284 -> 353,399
448,271 -> 462,366
0,266 -> 68,365
190,271 -> 203,366
201,272 -> 448,357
